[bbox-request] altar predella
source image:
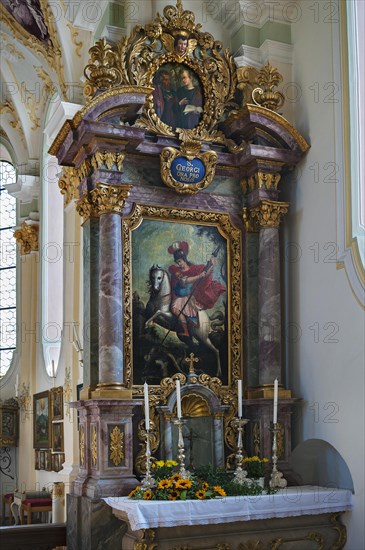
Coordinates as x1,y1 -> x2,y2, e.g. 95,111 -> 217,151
49,1 -> 348,549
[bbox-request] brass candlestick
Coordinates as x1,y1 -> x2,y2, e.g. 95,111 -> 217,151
232,418 -> 250,485
269,423 -> 287,488
172,418 -> 191,479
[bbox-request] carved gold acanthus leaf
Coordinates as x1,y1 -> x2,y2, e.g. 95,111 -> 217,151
250,200 -> 289,228
58,167 -> 80,205
133,528 -> 157,550
14,222 -> 39,255
110,425 -> 125,466
241,172 -> 282,194
91,151 -> 125,172
79,425 -> 85,466
34,66 -> 56,100
83,0 -> 237,141
91,425 -> 97,467
242,207 -> 259,234
252,63 -> 285,112
52,483 -> 65,498
76,183 -> 132,221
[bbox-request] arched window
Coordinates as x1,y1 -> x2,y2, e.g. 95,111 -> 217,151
0,161 -> 17,377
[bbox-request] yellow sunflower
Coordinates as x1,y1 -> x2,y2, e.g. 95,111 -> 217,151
201,482 -> 209,491
195,490 -> 206,500
168,490 -> 180,500
143,490 -> 153,500
158,479 -> 172,489
128,488 -> 137,497
213,486 -> 226,497
175,478 -> 192,490
171,473 -> 181,482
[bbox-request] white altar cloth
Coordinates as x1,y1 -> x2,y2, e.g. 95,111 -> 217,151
104,485 -> 352,531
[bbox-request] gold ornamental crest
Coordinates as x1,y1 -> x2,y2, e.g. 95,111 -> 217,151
160,141 -> 217,194
83,0 -> 237,143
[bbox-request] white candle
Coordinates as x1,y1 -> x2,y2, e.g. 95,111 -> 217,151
144,382 -> 150,430
237,379 -> 242,418
15,374 -> 19,398
176,379 -> 182,419
273,378 -> 278,424
52,360 -> 55,378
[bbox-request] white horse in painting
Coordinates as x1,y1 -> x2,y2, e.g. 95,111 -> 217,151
145,264 -> 222,377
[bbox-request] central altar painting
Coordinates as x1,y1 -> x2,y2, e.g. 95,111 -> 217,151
123,204 -> 242,392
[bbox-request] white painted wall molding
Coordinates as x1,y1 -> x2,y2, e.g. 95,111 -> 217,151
6,175 -> 40,204
235,40 -> 293,67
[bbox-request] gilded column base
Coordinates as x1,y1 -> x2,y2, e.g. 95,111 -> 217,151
80,385 -> 95,400
247,385 -> 292,399
92,384 -> 132,399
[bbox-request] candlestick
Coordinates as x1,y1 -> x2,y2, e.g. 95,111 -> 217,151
141,430 -> 156,488
269,423 -> 287,488
176,379 -> 182,419
237,379 -> 242,418
144,382 -> 150,430
273,378 -> 278,424
15,374 -> 19,398
232,418 -> 250,484
172,418 -> 191,479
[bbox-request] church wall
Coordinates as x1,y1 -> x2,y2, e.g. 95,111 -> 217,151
281,3 -> 364,548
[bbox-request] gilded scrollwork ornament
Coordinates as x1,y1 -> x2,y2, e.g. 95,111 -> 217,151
160,141 -> 217,194
83,0 -> 237,142
14,222 -> 39,255
58,167 -> 80,205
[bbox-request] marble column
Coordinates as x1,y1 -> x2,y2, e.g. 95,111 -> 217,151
258,226 -> 281,384
98,211 -> 124,388
250,200 -> 289,393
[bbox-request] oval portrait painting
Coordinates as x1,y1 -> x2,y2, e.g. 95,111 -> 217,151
152,63 -> 204,130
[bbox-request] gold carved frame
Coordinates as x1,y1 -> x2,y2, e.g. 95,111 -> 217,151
122,203 -> 243,402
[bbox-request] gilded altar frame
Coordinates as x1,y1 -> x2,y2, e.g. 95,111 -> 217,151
122,204 -> 242,401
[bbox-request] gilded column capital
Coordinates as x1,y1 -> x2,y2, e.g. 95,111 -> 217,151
92,183 -> 132,215
14,222 -> 39,255
76,184 -> 133,221
241,171 -> 282,194
250,200 -> 289,228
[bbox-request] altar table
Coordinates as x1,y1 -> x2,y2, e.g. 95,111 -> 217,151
104,485 -> 352,549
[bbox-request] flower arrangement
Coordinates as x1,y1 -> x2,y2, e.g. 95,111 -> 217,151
243,456 -> 269,479
129,462 -> 268,501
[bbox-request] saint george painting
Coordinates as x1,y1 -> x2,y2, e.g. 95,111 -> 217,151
152,63 -> 203,130
131,217 -> 229,386
33,390 -> 50,449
